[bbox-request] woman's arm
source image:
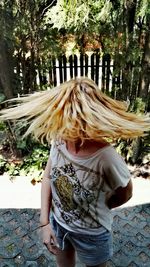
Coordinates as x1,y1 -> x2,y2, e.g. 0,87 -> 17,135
40,156 -> 52,226
40,156 -> 59,254
106,179 -> 133,209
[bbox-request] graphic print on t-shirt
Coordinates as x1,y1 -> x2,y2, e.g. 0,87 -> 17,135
51,162 -> 100,226
50,141 -> 131,231
55,175 -> 76,212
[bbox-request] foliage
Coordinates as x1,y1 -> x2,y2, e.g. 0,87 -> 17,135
0,121 -> 6,131
0,0 -> 150,168
115,96 -> 150,163
115,134 -> 150,164
0,120 -> 49,180
0,144 -> 49,181
1,0 -> 149,95
45,0 -> 112,32
0,94 -> 6,103
129,97 -> 146,113
0,155 -> 7,175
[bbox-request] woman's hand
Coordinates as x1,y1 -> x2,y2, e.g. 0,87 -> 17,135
41,223 -> 59,255
105,180 -> 133,209
105,191 -> 114,209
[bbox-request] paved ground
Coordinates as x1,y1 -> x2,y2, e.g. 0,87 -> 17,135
0,175 -> 150,267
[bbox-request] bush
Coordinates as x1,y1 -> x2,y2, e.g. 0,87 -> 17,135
0,144 -> 49,182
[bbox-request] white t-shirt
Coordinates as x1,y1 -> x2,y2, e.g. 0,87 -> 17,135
50,141 -> 130,233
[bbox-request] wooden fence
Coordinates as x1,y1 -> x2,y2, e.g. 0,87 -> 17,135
37,53 -> 121,96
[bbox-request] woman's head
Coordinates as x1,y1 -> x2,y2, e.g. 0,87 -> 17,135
0,77 -> 149,143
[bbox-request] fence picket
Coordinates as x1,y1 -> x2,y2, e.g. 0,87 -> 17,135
85,54 -> 88,77
58,57 -> 63,83
69,55 -> 73,78
95,53 -> 100,86
91,53 -> 95,81
74,55 -> 78,77
80,54 -> 84,76
106,54 -> 110,93
101,55 -> 106,92
52,57 -> 57,86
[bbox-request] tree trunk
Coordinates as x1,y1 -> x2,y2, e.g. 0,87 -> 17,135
0,40 -> 14,99
122,0 -> 137,100
0,0 -> 15,99
130,12 -> 150,164
138,16 -> 150,104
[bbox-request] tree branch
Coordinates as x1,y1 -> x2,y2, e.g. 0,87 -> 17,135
40,0 -> 56,18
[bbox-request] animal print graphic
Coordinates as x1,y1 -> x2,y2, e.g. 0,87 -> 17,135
51,163 -> 100,227
54,175 -> 76,212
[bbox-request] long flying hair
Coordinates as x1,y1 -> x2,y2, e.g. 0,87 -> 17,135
0,77 -> 149,143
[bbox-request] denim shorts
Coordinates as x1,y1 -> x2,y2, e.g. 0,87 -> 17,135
51,216 -> 113,266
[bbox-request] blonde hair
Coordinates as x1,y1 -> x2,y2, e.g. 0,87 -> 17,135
0,77 -> 150,143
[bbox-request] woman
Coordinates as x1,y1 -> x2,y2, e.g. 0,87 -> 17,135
0,77 -> 149,267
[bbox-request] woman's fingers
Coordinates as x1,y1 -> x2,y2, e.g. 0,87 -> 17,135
50,233 -> 59,248
43,238 -> 59,255
42,225 -> 59,255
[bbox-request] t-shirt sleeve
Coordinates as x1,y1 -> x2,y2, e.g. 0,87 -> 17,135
49,140 -> 61,167
50,140 -> 55,158
102,148 -> 131,191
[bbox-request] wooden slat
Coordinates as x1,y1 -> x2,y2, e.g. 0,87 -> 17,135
85,54 -> 88,76
106,54 -> 110,93
52,57 -> 57,86
49,68 -> 53,86
80,54 -> 84,76
74,55 -> 78,77
63,55 -> 67,81
69,55 -> 73,78
58,56 -> 63,83
91,53 -> 95,80
95,52 -> 100,86
101,55 -> 106,92
48,57 -> 53,86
